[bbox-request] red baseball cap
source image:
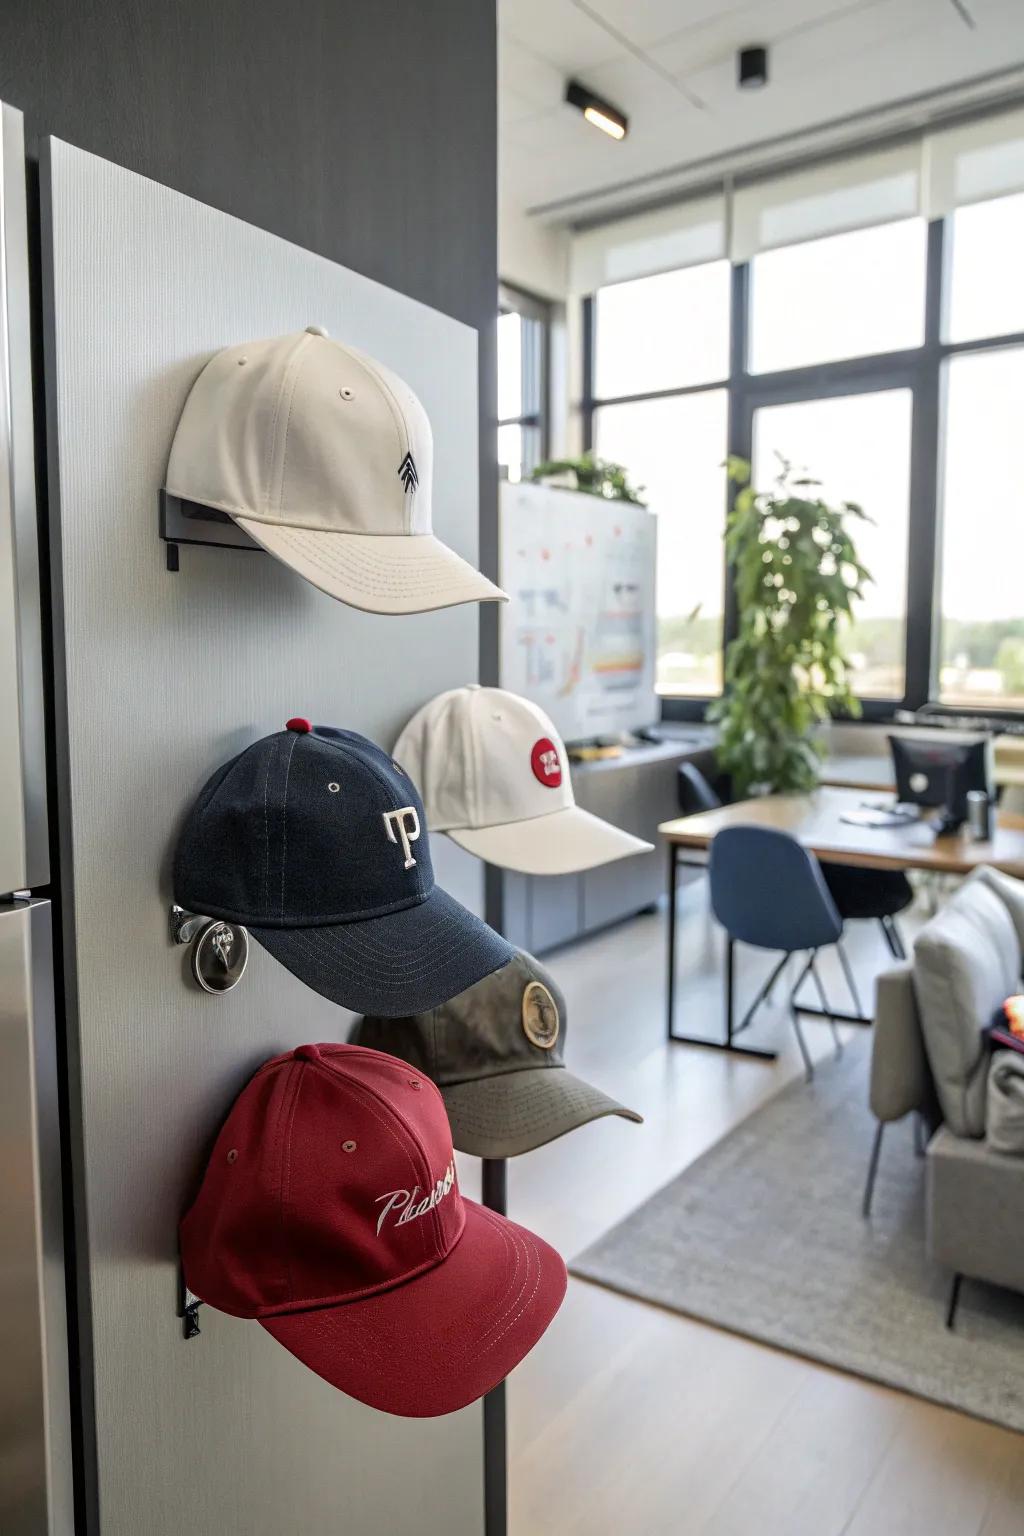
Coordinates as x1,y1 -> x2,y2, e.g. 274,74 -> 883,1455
179,1042 -> 566,1417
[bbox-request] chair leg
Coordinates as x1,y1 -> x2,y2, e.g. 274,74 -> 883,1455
888,917 -> 907,961
945,1272 -> 963,1331
808,951 -> 843,1058
878,915 -> 898,958
733,951 -> 791,1038
862,1122 -> 885,1217
836,937 -> 863,1017
789,985 -> 815,1082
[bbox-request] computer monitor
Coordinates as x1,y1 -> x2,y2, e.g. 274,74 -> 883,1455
888,734 -> 993,834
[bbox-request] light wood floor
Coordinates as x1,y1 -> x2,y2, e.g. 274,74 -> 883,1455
495,878 -> 1024,1536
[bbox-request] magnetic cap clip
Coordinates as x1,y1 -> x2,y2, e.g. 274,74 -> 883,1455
286,717 -> 312,734
293,1044 -> 321,1063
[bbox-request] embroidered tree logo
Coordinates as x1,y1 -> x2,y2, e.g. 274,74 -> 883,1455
397,452 -> 419,493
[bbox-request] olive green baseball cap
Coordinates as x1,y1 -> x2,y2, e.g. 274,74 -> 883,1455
350,950 -> 642,1158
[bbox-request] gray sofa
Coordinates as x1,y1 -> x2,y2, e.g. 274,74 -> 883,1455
868,866 -> 1024,1326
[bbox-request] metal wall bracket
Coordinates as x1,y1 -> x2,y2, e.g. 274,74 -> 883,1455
178,1268 -> 202,1340
159,489 -> 262,572
170,904 -> 249,994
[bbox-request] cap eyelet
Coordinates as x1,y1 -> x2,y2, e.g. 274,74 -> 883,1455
226,1148 -> 238,1164
339,387 -> 355,401
342,1139 -> 357,1153
327,782 -> 340,793
408,1079 -> 422,1091
237,356 -> 248,366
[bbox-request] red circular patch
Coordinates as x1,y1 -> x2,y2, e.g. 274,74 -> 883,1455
530,737 -> 562,787
285,717 -> 312,734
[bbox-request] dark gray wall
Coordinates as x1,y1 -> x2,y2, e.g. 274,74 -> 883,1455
0,0 -> 499,592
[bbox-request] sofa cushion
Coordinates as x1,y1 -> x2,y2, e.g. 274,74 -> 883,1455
912,879 -> 1021,1137
974,865 -> 1024,954
986,1051 -> 1024,1156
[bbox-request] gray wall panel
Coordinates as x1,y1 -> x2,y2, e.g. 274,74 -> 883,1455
44,139 -> 485,1536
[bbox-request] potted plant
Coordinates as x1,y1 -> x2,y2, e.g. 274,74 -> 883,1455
528,452 -> 646,505
709,456 -> 871,797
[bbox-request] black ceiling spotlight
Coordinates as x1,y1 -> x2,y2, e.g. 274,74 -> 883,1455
738,45 -> 769,90
565,79 -> 629,141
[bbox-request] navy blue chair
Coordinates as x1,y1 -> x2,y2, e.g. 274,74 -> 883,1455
709,825 -> 845,1079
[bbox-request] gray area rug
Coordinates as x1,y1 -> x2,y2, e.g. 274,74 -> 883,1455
572,1038 -> 1024,1432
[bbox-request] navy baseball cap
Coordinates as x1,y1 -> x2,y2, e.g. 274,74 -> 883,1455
174,719 -> 514,1016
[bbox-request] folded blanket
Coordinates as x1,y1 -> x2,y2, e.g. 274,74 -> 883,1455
987,1050 -> 1024,1156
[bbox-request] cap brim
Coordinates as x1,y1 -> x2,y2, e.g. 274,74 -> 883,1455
260,1199 -> 565,1417
249,886 -> 514,1017
440,1066 -> 643,1159
234,519 -> 508,614
449,806 -> 653,876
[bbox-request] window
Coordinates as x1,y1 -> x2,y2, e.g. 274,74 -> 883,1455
753,391 -> 912,699
938,347 -> 1024,708
583,172 -> 1024,717
945,192 -> 1024,343
749,219 -> 926,373
594,262 -> 730,398
596,391 -> 728,695
498,287 -> 549,482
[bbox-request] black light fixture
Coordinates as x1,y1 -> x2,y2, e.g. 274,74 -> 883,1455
738,45 -> 769,90
565,79 -> 628,141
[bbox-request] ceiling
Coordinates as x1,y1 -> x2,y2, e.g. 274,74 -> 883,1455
500,0 -> 1024,224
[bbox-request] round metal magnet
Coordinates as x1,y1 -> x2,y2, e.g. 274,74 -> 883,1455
191,919 -> 249,994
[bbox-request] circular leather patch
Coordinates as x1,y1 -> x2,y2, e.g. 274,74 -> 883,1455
530,737 -> 562,788
522,981 -> 559,1049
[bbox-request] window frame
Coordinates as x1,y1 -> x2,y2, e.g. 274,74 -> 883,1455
498,281 -> 551,479
581,215 -> 1024,722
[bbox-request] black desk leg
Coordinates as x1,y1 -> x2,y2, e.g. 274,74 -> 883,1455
666,840 -> 678,1042
666,845 -> 777,1061
481,1158 -> 508,1536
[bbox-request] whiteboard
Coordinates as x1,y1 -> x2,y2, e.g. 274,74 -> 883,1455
499,481 -> 657,743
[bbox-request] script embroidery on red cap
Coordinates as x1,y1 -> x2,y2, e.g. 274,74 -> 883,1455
375,1161 -> 456,1236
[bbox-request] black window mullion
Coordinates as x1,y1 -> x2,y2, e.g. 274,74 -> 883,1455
723,262 -> 751,657
581,294 -> 595,452
902,217 -> 946,710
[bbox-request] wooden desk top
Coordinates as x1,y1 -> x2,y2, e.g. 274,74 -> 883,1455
659,786 -> 1024,876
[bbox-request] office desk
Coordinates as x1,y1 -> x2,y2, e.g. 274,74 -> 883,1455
659,786 -> 1024,1056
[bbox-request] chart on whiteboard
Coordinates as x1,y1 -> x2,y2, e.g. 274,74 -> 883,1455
499,481 -> 657,743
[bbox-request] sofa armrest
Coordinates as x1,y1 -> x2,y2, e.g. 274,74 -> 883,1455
871,964 -> 936,1124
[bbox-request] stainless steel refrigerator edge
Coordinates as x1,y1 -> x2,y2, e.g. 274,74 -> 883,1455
0,101 -> 74,1536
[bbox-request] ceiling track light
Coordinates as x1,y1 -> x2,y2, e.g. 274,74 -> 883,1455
738,46 -> 769,90
565,79 -> 628,140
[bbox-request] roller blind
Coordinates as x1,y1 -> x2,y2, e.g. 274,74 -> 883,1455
570,105 -> 1024,293
569,193 -> 726,294
925,106 -> 1024,218
730,142 -> 921,263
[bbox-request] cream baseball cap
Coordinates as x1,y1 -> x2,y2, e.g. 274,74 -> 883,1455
165,327 -> 507,614
393,685 -> 653,876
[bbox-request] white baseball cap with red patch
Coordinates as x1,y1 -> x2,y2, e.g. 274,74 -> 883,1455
393,686 -> 653,875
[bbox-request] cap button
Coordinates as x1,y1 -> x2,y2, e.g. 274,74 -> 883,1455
285,717 -> 312,734
305,325 -> 329,338
294,1044 -> 321,1063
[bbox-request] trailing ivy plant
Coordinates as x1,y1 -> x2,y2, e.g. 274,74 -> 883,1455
529,452 -> 646,505
708,455 -> 871,797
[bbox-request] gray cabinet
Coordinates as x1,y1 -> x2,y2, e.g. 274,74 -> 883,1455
502,732 -> 716,954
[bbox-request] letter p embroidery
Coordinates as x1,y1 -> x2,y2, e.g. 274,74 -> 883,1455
383,806 -> 421,869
